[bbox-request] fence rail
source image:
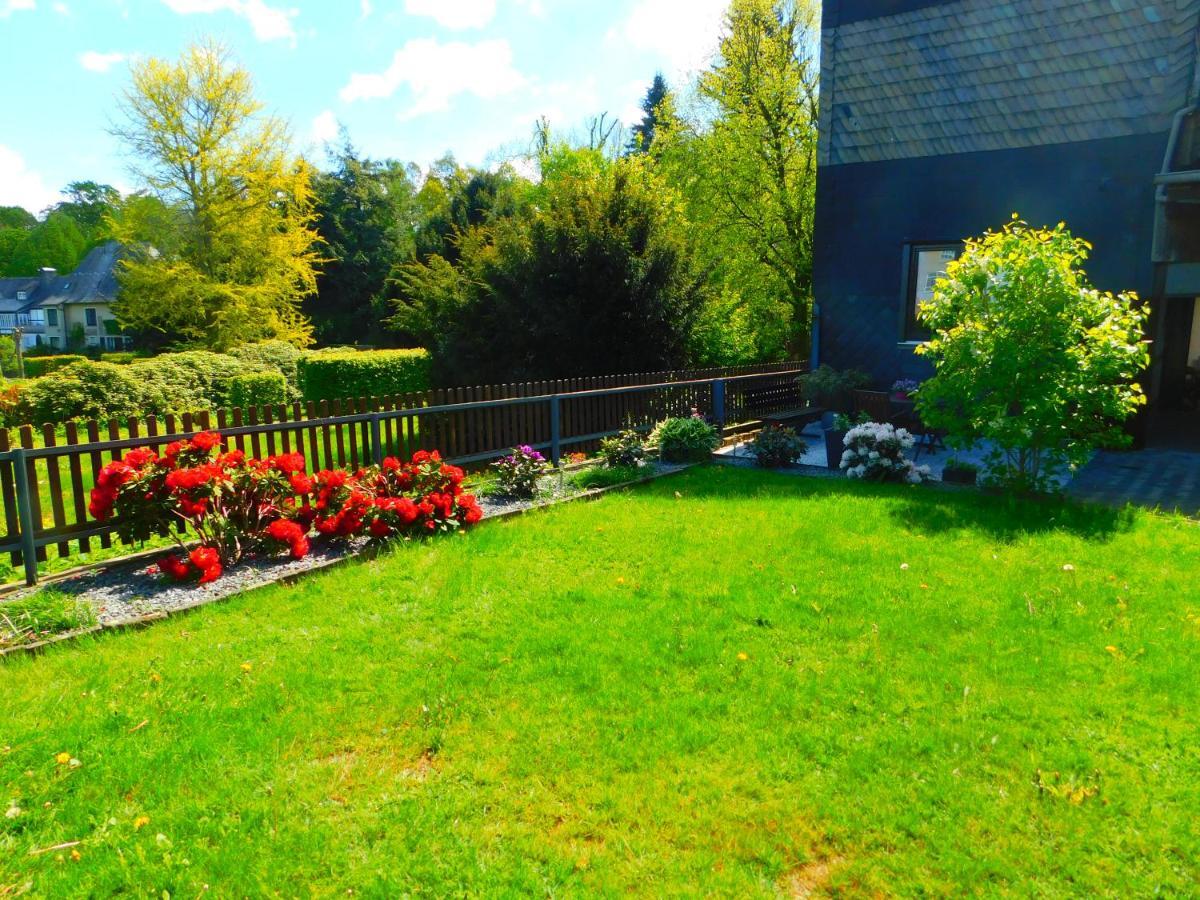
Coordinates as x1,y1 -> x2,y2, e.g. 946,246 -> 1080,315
0,362 -> 807,585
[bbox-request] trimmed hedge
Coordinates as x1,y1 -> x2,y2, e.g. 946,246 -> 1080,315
23,355 -> 87,378
229,341 -> 302,402
229,371 -> 287,408
9,346 -> 431,426
298,349 -> 431,402
100,351 -> 142,365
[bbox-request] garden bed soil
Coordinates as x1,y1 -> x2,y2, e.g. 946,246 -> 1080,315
0,460 -> 691,656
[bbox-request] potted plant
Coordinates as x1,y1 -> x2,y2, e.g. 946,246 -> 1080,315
824,411 -> 868,470
798,365 -> 871,428
890,378 -> 920,403
797,366 -> 871,468
941,458 -> 979,486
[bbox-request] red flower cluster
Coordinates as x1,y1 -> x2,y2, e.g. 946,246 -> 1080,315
91,433 -> 485,586
265,518 -> 310,559
361,451 -> 481,536
157,545 -> 223,584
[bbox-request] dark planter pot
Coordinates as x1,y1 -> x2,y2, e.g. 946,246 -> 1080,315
823,427 -> 846,470
942,466 -> 978,486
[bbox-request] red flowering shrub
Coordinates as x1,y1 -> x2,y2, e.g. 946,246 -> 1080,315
92,432 -> 312,583
362,451 -> 481,536
91,434 -> 485,584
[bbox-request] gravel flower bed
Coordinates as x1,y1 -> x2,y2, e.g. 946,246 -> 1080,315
5,460 -> 690,634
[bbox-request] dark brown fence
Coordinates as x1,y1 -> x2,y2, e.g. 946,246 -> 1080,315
0,362 -> 807,585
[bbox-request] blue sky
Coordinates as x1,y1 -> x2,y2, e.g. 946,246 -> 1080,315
0,0 -> 729,215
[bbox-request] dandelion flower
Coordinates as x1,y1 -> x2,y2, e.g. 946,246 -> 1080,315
55,752 -> 71,765
737,652 -> 749,661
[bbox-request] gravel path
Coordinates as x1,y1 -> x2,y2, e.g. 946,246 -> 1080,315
23,461 -> 688,628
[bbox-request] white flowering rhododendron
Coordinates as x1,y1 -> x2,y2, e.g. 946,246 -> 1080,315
840,422 -> 931,484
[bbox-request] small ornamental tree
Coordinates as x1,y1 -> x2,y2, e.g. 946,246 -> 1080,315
915,218 -> 1150,492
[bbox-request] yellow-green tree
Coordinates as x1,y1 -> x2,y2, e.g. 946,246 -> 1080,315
656,0 -> 818,361
110,42 -> 319,350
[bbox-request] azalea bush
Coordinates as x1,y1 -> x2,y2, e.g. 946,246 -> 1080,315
840,422 -> 930,484
916,218 -> 1150,492
90,433 -> 482,584
492,446 -> 547,498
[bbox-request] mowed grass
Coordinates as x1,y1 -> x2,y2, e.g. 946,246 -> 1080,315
1,466 -> 1197,895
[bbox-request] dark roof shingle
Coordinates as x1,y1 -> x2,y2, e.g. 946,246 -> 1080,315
818,0 -> 1200,166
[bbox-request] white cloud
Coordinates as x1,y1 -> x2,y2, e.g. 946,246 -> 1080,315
359,0 -> 370,18
340,38 -> 525,120
404,0 -> 494,30
0,0 -> 35,18
160,0 -> 297,43
78,51 -> 127,73
52,1 -> 69,14
0,145 -> 59,215
608,0 -> 726,76
310,109 -> 339,145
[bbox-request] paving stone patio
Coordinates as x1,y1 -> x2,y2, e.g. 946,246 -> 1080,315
1067,450 -> 1200,517
719,421 -> 1200,518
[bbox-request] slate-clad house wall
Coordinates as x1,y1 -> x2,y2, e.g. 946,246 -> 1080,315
814,0 -> 1200,395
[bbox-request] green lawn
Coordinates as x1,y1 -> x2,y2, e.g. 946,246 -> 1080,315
1,466 -> 1197,895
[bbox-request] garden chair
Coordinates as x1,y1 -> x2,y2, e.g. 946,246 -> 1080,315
850,390 -> 902,424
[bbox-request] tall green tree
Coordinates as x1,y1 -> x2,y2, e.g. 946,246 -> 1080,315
311,138 -> 420,345
7,212 -> 89,275
411,156 -> 528,265
627,73 -> 670,154
392,148 -> 706,384
109,41 -> 320,350
51,181 -> 121,237
0,207 -> 36,230
0,229 -> 30,277
657,0 -> 819,360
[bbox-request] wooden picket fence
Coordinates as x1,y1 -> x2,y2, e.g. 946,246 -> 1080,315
0,361 -> 807,585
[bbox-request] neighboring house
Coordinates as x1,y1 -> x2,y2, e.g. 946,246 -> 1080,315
813,0 -> 1200,428
0,241 -> 132,351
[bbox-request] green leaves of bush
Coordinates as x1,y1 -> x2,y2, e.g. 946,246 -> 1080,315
23,355 -> 88,378
297,349 -> 432,402
915,218 -> 1150,491
229,372 -> 287,408
648,416 -> 719,463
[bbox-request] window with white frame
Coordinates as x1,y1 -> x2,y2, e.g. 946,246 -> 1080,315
903,243 -> 961,341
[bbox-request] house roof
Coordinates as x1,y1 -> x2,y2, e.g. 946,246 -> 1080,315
818,0 -> 1200,166
0,241 -> 120,314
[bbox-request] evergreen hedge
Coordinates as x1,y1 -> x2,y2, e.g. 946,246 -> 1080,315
297,349 -> 432,402
23,355 -> 87,378
229,371 -> 288,408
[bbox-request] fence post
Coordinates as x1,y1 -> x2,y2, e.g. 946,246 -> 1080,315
11,448 -> 38,587
370,413 -> 384,466
712,379 -> 726,428
549,395 -> 561,467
